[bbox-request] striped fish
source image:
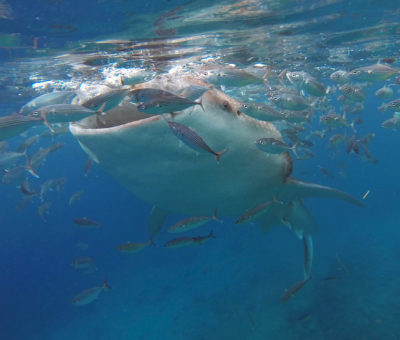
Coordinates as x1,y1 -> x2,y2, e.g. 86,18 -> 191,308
168,209 -> 220,233
167,120 -> 227,162
0,114 -> 43,141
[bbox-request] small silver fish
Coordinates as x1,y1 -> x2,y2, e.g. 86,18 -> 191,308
269,93 -> 310,111
167,120 -> 227,162
81,88 -> 129,112
280,276 -> 311,303
338,85 -> 366,102
31,104 -> 100,130
69,190 -> 84,206
168,209 -> 220,233
330,70 -> 350,84
378,99 -> 400,112
349,62 -> 400,82
19,91 -> 76,114
16,134 -> 40,152
329,134 -> 345,147
240,102 -> 285,121
70,256 -> 95,270
255,138 -> 298,157
72,280 -> 110,306
320,113 -> 348,129
375,86 -> 393,100
130,87 -> 204,115
285,71 -> 326,97
115,239 -> 154,253
0,151 -> 26,168
0,114 -> 43,141
235,200 -> 274,225
165,230 -> 215,248
382,116 -> 400,130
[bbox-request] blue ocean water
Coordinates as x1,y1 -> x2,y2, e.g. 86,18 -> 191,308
1,0 -> 400,339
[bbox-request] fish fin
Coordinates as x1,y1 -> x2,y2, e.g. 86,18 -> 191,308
103,279 -> 111,290
209,230 -> 215,238
147,205 -> 169,237
96,102 -> 107,113
303,233 -> 313,280
291,142 -> 299,159
149,237 -> 156,247
283,177 -> 364,207
212,208 -> 222,223
215,148 -> 228,162
42,115 -> 55,133
254,202 -> 286,233
282,151 -> 293,178
24,153 -> 39,178
278,69 -> 287,84
198,97 -> 205,112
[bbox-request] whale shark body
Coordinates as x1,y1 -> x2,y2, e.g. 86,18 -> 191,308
70,84 -> 362,280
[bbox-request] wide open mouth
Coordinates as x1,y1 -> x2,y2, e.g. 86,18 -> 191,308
70,103 -> 160,133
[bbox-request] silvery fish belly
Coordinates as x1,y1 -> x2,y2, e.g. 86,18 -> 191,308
70,88 -> 289,217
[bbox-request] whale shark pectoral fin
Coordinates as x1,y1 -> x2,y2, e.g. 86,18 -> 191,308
303,233 -> 313,280
283,177 -> 364,207
147,205 -> 170,237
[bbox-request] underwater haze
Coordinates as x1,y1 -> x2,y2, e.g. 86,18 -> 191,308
1,0 -> 400,339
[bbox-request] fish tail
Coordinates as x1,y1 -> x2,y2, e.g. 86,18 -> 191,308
291,142 -> 299,159
103,279 -> 111,290
96,102 -> 107,113
212,208 -> 222,223
278,69 -> 287,84
25,153 -> 40,179
378,104 -> 386,112
198,97 -> 205,112
215,148 -> 228,162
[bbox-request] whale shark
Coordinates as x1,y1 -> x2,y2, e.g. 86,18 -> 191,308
69,85 -> 363,279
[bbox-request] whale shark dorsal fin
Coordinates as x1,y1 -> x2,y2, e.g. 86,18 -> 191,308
283,177 -> 364,207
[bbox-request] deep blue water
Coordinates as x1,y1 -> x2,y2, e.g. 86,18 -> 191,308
1,0 -> 400,339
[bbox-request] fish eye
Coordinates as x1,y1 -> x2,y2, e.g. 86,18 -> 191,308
222,101 -> 230,110
236,110 -> 242,115
32,111 -> 40,116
